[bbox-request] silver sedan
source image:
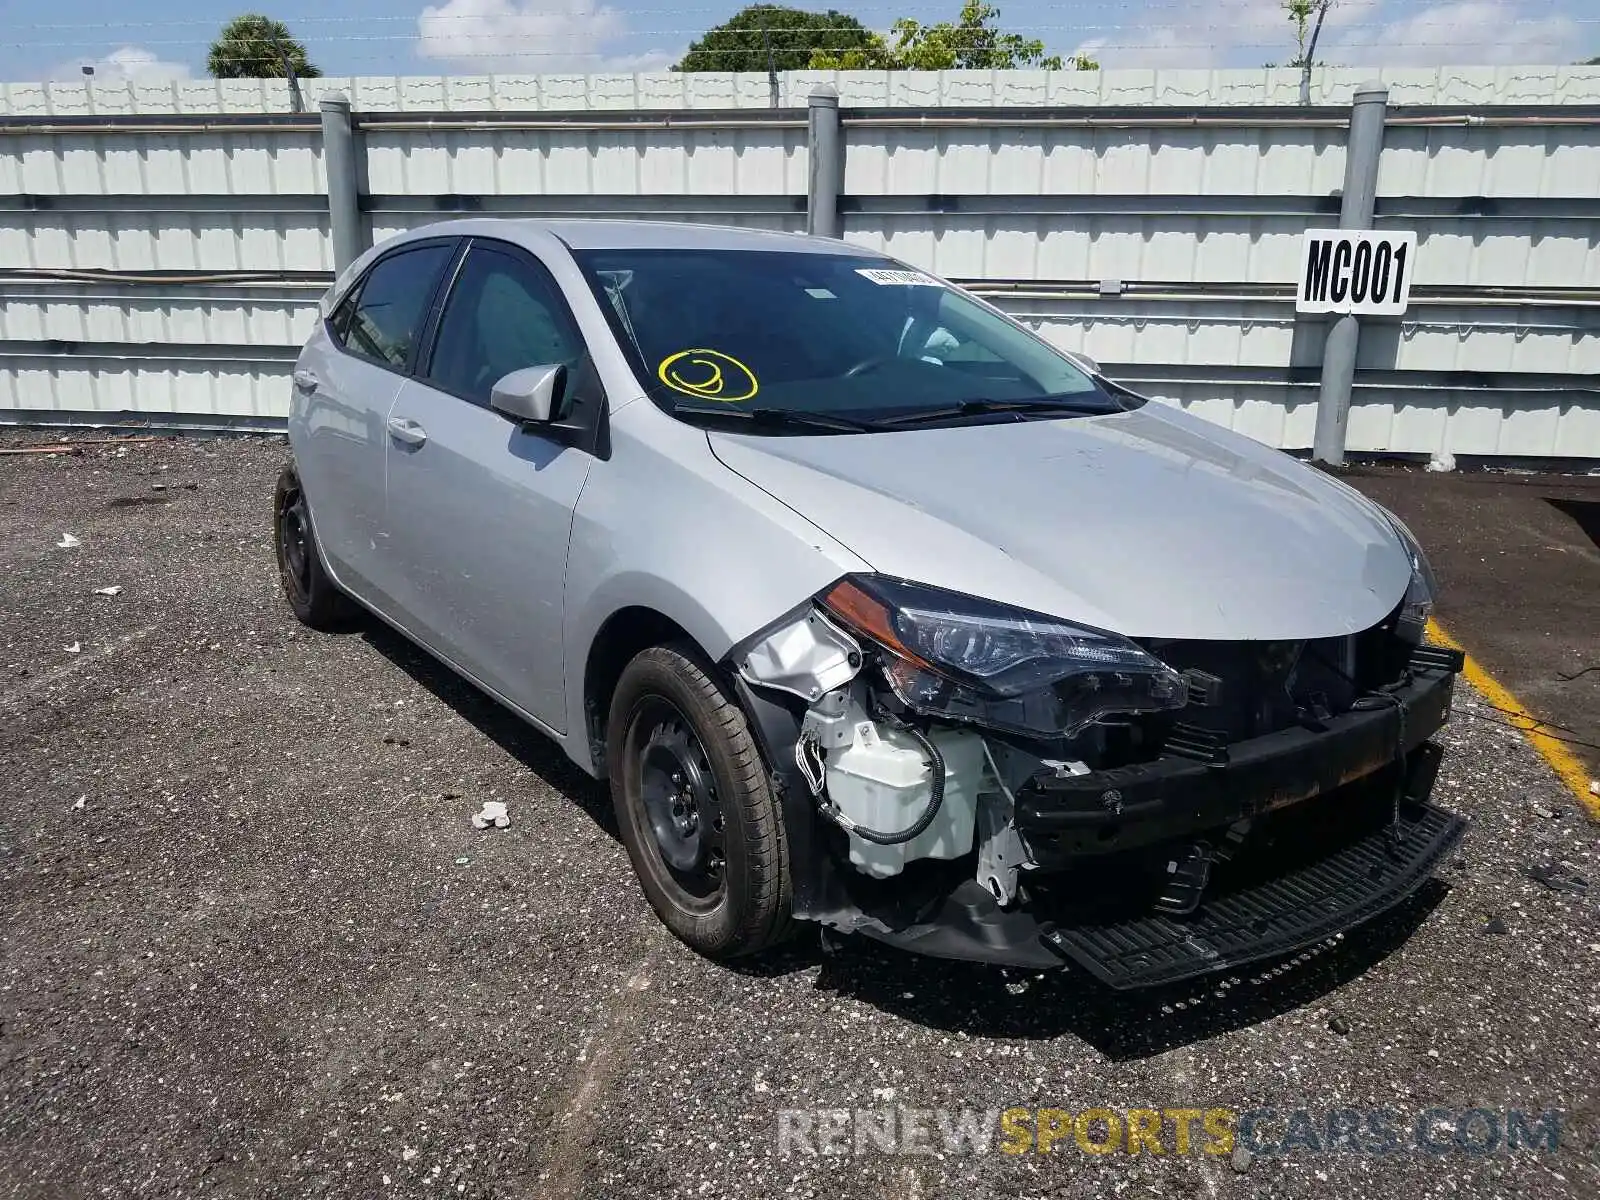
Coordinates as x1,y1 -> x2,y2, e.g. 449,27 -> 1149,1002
276,219 -> 1463,988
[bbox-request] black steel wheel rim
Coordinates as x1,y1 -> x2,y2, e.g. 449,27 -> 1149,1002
278,481 -> 311,595
633,698 -> 726,903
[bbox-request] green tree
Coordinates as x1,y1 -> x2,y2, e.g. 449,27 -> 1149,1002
808,1 -> 1092,70
1282,0 -> 1334,69
675,5 -> 877,72
1282,0 -> 1337,105
207,14 -> 321,79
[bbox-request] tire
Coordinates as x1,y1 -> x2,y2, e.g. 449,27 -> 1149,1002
273,463 -> 355,631
607,643 -> 792,958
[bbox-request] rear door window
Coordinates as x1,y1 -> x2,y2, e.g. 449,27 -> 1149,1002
334,243 -> 454,370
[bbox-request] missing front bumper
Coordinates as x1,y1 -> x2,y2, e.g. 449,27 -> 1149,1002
1014,654 -> 1458,860
809,654 -> 1465,984
831,756 -> 1465,985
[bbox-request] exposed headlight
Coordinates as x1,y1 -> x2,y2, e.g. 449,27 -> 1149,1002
820,575 -> 1187,737
1383,512 -> 1437,643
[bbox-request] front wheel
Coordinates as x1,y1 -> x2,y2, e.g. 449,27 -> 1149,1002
607,644 -> 791,958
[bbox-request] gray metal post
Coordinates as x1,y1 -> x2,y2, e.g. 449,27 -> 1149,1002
807,85 -> 842,238
1312,81 -> 1388,466
319,92 -> 364,275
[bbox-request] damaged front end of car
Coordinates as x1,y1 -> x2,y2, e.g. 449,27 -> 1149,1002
726,562 -> 1467,990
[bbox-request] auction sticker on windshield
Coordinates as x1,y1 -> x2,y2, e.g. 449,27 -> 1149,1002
856,268 -> 941,286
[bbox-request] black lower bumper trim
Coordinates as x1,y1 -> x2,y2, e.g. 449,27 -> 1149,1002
1039,800 -> 1467,989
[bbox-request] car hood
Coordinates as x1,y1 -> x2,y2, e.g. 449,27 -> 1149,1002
707,403 -> 1412,641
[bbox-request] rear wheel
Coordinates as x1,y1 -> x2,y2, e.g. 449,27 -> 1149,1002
274,464 -> 354,631
607,644 -> 791,958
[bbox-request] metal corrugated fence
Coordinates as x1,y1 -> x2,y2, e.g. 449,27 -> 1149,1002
1,67 -> 1598,459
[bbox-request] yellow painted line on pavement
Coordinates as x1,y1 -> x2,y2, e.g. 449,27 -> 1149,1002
1428,617 -> 1599,819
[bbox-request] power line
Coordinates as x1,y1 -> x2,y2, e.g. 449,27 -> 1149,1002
3,3 -> 1594,43
11,6 -> 1591,71
16,27 -> 1598,55
2,0 -> 1590,29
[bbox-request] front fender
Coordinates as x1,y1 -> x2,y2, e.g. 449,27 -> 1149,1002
560,400 -> 869,773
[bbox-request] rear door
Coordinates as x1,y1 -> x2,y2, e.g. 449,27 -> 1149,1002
291,238 -> 457,605
381,239 -> 603,731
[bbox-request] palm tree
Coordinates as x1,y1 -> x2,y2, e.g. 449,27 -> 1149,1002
207,14 -> 321,80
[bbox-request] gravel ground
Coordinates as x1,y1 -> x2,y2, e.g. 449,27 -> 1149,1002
1,435 -> 1597,1200
1347,463 -> 1600,783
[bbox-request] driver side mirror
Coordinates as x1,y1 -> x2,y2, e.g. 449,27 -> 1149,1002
490,364 -> 566,425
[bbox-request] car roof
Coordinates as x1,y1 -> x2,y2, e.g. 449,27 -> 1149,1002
400,217 -> 883,256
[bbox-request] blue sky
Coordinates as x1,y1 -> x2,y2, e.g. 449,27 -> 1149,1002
1,0 -> 1592,82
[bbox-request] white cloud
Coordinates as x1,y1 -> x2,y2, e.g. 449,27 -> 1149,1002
416,0 -> 671,72
1073,31 -> 1194,71
1082,0 -> 1583,69
1076,0 -> 1351,68
50,45 -> 192,83
589,46 -> 681,73
1327,0 -> 1581,65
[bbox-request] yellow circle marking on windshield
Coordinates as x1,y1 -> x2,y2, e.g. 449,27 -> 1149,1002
657,349 -> 759,403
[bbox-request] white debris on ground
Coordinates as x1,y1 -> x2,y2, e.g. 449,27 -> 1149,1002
55,532 -> 81,548
63,642 -> 80,654
92,585 -> 123,596
471,800 -> 511,830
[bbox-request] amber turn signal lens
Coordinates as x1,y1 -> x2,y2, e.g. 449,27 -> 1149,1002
821,577 -> 933,670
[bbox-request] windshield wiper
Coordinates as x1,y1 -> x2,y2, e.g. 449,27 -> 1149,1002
669,403 -> 884,434
872,396 -> 1119,428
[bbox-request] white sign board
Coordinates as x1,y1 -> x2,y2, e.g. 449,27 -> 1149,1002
1296,229 -> 1417,316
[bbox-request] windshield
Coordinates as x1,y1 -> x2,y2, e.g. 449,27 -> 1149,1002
572,248 -> 1126,430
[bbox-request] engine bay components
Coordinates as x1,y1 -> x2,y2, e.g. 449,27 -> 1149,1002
974,740 -> 1032,906
822,719 -> 986,879
731,589 -> 1465,991
974,790 -> 1029,906
735,605 -> 861,701
799,685 -> 988,879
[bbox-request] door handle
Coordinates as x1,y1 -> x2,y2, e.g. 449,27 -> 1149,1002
387,416 -> 428,448
292,368 -> 320,393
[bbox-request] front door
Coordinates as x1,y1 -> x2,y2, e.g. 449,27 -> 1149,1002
382,240 -> 601,731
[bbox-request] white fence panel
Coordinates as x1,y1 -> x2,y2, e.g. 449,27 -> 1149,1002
0,66 -> 1595,456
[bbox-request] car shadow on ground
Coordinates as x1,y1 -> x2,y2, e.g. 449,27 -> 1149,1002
359,620 -> 618,840
1547,496 -> 1600,554
787,882 -> 1448,1060
355,616 -> 1451,1060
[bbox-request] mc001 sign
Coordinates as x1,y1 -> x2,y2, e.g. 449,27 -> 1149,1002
1297,229 -> 1416,316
